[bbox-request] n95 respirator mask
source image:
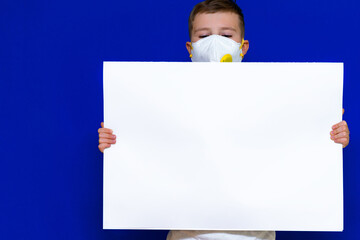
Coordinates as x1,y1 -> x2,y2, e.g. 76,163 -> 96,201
190,35 -> 244,62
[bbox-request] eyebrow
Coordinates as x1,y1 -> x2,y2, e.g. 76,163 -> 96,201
220,27 -> 237,31
194,27 -> 211,33
194,27 -> 237,33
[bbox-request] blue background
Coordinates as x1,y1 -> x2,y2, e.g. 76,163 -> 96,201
0,0 -> 359,239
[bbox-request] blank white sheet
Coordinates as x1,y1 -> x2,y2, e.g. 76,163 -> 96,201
103,62 -> 343,231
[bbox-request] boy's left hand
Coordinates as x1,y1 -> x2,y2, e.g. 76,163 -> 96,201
330,109 -> 350,148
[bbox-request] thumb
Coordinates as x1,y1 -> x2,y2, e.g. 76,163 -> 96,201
342,109 -> 345,115
101,122 -> 104,128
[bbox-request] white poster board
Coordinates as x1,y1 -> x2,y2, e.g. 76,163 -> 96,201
103,62 -> 343,231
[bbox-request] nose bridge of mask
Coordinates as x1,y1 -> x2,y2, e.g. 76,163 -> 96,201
211,35 -> 224,61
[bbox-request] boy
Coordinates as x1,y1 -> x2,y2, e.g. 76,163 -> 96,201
98,0 -> 350,239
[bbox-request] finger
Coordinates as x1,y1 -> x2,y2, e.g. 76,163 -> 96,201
101,122 -> 104,128
98,143 -> 111,152
99,138 -> 116,144
334,137 -> 348,144
331,125 -> 350,135
99,132 -> 116,139
98,127 -> 113,134
332,120 -> 347,130
333,138 -> 349,148
331,131 -> 349,140
332,121 -> 346,129
342,108 -> 345,115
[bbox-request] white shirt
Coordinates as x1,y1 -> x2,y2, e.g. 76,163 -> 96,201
167,230 -> 275,240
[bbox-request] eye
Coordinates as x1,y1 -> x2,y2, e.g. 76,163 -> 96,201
222,35 -> 232,38
199,35 -> 209,38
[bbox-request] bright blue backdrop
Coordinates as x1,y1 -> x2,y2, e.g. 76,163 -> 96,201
1,0 -> 359,239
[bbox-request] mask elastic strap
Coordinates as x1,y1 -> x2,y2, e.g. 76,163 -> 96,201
240,39 -> 245,58
189,42 -> 193,58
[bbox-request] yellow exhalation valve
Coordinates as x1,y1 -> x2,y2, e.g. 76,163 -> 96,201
220,54 -> 233,62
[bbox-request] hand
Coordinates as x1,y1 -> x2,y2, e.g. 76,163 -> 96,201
98,122 -> 116,152
330,109 -> 350,148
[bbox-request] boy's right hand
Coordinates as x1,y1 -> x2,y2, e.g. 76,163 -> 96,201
98,122 -> 116,153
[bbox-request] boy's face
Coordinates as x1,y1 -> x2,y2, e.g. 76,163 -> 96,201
186,11 -> 249,57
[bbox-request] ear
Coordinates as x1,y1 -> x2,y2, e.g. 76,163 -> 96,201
186,41 -> 192,55
241,40 -> 249,56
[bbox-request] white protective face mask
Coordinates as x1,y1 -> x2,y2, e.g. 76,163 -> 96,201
190,35 -> 244,62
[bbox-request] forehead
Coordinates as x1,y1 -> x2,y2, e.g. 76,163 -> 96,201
193,12 -> 241,32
